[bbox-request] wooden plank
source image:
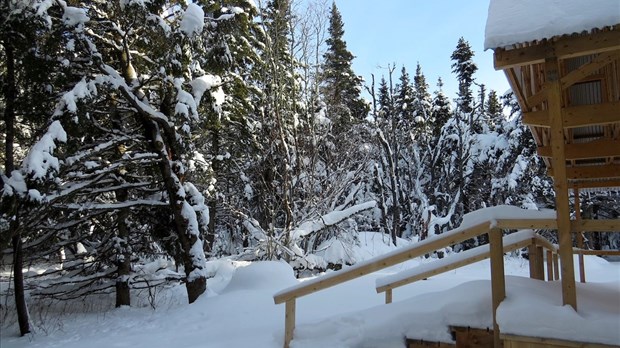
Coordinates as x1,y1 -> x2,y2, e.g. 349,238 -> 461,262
553,253 -> 560,281
495,219 -> 558,230
526,86 -> 549,108
493,29 -> 620,69
406,339 -> 455,348
560,50 -> 620,90
572,219 -> 620,232
528,245 -> 545,280
551,164 -> 620,181
489,229 -> 506,348
494,45 -> 548,70
537,139 -> 620,160
574,249 -> 620,256
546,250 -> 554,281
385,288 -> 392,304
570,179 -> 620,190
563,101 -> 620,127
574,189 -> 586,284
505,68 -> 531,111
274,222 -> 492,304
376,238 -> 533,293
501,333 -> 620,348
545,56 -> 577,309
522,101 -> 620,128
554,28 -> 620,61
284,300 -> 295,348
452,326 -> 494,348
533,234 -> 558,252
523,110 -> 549,127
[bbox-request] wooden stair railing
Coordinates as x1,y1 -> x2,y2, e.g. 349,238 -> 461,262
376,230 -> 559,304
273,216 -> 560,348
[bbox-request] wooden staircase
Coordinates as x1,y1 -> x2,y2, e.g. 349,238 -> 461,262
407,326 -> 494,348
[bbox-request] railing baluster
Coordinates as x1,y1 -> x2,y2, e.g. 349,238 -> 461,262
284,299 -> 295,348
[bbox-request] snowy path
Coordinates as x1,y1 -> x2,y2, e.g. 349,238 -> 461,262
1,255 -> 618,348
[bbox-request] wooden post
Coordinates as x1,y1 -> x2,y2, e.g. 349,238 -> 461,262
284,299 -> 296,348
528,244 -> 544,280
574,187 -> 586,283
553,253 -> 560,281
546,249 -> 554,281
385,288 -> 393,304
489,228 -> 506,348
536,246 -> 545,280
545,56 -> 577,310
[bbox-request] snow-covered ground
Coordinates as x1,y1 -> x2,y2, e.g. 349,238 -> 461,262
1,232 -> 619,348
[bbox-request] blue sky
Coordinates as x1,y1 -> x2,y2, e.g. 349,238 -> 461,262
333,0 -> 510,100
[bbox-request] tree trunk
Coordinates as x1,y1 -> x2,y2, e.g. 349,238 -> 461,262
3,40 -> 15,173
116,45 -> 207,304
12,233 -> 30,336
4,38 -> 30,336
115,190 -> 131,307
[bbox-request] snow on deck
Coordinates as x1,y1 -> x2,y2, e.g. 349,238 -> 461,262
292,268 -> 620,347
484,0 -> 620,49
497,277 -> 620,346
2,253 -> 618,347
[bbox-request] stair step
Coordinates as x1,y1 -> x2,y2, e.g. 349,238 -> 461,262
406,326 -> 494,348
406,339 -> 455,348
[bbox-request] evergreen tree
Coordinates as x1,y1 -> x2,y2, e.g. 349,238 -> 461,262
412,63 -> 433,141
395,66 -> 415,130
451,37 -> 477,115
430,77 -> 452,142
321,2 -> 368,131
486,89 -> 503,130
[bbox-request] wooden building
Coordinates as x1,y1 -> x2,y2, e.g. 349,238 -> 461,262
485,0 -> 620,311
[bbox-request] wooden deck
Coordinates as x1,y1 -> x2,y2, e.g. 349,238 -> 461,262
407,329 -> 620,348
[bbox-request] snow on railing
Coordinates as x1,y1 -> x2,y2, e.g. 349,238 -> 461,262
273,205 -> 563,348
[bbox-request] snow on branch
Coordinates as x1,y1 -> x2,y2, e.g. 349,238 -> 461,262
180,3 -> 204,37
23,120 -> 67,181
56,199 -> 169,211
291,201 -> 377,240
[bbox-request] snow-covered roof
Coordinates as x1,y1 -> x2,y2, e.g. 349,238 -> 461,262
484,0 -> 620,50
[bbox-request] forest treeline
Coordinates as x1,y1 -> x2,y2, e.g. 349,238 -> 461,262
1,0 -> 618,335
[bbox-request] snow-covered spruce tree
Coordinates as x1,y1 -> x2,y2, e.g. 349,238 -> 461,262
35,0 -> 256,304
425,38 -> 479,241
401,64 -> 435,239
411,63 -> 433,142
372,66 -> 417,245
0,0 -> 83,334
188,0 -> 262,256
451,37 -> 477,116
320,1 -> 368,134
487,92 -> 553,209
429,77 -> 452,144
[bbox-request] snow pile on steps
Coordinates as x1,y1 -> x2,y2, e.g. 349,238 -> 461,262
292,274 -> 620,347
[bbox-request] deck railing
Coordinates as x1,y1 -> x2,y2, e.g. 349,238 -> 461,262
273,216 -> 618,348
375,230 -> 559,304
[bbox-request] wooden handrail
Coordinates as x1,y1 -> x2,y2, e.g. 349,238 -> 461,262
376,232 -> 558,299
274,216 -> 566,348
574,249 -> 620,256
274,221 -> 492,304
375,233 -> 557,297
571,219 -> 620,232
492,218 -> 620,232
